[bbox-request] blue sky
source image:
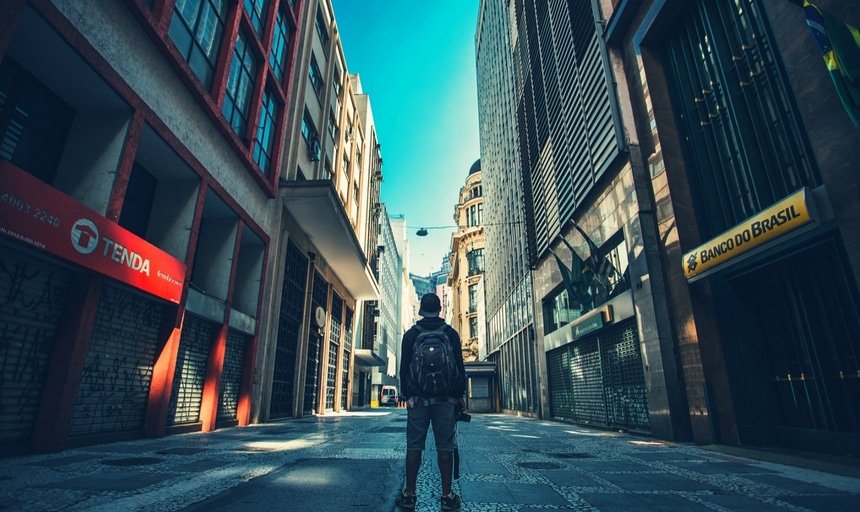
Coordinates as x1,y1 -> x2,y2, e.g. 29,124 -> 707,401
330,1 -> 481,276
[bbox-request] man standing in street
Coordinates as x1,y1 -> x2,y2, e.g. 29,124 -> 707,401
396,293 -> 466,511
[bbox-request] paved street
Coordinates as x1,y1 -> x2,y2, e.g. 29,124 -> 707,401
0,410 -> 858,511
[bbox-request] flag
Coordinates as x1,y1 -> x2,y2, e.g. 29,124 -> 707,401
803,1 -> 860,127
550,248 -> 592,310
570,222 -> 620,289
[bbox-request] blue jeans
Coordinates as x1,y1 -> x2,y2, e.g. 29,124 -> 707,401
406,401 -> 457,452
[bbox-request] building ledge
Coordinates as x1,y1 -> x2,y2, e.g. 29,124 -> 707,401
281,180 -> 378,300
354,348 -> 386,367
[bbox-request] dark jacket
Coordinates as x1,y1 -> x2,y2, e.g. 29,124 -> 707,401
399,316 -> 466,399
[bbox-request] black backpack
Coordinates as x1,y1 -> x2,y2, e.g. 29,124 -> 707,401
410,325 -> 458,396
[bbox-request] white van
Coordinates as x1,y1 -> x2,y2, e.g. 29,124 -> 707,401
380,385 -> 398,406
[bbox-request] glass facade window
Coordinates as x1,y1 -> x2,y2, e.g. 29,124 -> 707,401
269,8 -> 292,83
252,89 -> 278,175
467,248 -> 484,276
301,109 -> 320,161
543,289 -> 580,334
315,8 -> 329,48
542,235 -> 630,334
664,0 -> 819,237
222,31 -> 258,138
309,55 -> 324,99
244,0 -> 268,36
169,0 -> 227,89
0,58 -> 74,183
333,67 -> 342,98
468,283 -> 478,312
351,182 -> 359,219
327,110 -> 337,139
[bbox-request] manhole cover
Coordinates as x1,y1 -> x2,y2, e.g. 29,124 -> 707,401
517,461 -> 563,469
548,452 -> 592,459
101,457 -> 165,466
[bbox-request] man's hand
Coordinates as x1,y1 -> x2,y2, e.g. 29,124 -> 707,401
458,398 -> 466,412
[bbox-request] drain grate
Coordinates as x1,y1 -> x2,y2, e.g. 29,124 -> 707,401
548,452 -> 593,459
517,461 -> 564,470
375,426 -> 403,433
101,457 -> 165,466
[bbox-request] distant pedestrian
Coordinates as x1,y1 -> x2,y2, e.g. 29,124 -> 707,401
395,293 -> 466,511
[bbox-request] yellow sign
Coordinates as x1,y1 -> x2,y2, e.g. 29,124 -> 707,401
683,189 -> 814,280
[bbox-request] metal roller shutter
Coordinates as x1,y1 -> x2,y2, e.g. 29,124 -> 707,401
218,329 -> 247,422
546,318 -> 649,431
341,306 -> 353,409
0,246 -> 72,445
69,284 -> 163,437
167,314 -> 215,425
270,241 -> 308,417
602,320 -> 650,431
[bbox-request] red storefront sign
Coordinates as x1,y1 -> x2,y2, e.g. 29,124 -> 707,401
0,161 -> 186,303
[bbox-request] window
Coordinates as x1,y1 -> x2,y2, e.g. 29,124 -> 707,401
301,110 -> 320,161
169,0 -> 227,88
351,181 -> 359,219
333,67 -> 342,98
665,1 -> 819,237
315,7 -> 329,48
602,236 -> 630,299
469,317 -> 479,339
244,0 -> 268,36
477,203 -> 483,225
542,232 -> 631,334
222,31 -> 258,138
0,58 -> 74,183
253,89 -> 278,175
467,248 -> 484,276
309,55 -> 324,99
269,8 -> 293,82
542,288 -> 580,335
468,284 -> 478,312
327,110 -> 337,139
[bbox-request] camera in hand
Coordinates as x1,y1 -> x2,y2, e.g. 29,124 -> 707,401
457,411 -> 471,422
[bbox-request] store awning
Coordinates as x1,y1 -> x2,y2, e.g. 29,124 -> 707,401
281,180 -> 378,300
354,348 -> 386,367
